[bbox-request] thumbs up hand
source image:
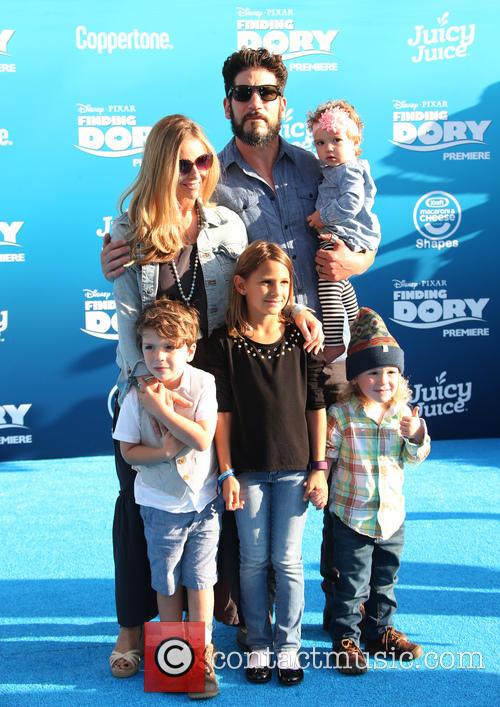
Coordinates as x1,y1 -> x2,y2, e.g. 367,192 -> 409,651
400,405 -> 425,444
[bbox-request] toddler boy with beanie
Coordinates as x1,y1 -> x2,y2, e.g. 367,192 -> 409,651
316,307 -> 430,674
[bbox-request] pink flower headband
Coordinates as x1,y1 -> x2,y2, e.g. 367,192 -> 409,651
314,107 -> 359,138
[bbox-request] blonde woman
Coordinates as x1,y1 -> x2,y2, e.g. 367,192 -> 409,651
109,115 -> 247,681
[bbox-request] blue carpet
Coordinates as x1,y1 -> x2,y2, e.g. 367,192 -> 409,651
0,439 -> 499,706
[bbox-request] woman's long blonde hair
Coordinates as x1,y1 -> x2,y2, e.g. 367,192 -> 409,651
118,114 -> 220,264
227,240 -> 294,337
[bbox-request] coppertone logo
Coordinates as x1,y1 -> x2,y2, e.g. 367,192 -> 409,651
413,191 -> 460,249
0,309 -> 8,341
408,12 -> 475,64
0,221 -> 25,263
75,103 -> 151,163
0,403 -> 32,445
0,29 -> 16,73
75,26 -> 173,55
391,279 -> 489,337
391,99 -> 491,159
81,289 -> 118,340
280,108 -> 314,151
411,371 -> 471,417
236,7 -> 339,71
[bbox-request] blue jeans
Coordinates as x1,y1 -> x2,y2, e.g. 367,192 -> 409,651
235,471 -> 308,652
330,513 -> 404,643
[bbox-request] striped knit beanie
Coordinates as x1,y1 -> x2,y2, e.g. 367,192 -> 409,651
346,307 -> 404,381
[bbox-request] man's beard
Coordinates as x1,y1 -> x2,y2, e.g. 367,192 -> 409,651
230,106 -> 281,147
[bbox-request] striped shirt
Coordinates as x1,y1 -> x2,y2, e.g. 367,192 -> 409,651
326,396 -> 430,540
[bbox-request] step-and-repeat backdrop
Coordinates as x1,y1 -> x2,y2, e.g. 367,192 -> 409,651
1,1 -> 498,460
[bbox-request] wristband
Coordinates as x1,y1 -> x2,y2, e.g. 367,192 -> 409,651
218,469 -> 235,487
309,460 -> 328,471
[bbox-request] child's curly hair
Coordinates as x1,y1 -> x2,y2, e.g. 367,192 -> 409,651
335,372 -> 413,407
136,297 -> 199,349
307,99 -> 364,156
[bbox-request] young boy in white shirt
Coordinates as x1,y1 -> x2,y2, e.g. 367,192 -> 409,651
113,298 -> 220,698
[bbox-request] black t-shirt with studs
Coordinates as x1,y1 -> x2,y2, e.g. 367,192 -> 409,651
207,323 -> 325,473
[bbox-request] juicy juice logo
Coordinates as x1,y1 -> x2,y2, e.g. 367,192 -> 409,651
412,371 -> 471,417
408,12 -> 475,63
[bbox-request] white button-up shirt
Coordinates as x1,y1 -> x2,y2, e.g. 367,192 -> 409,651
113,365 -> 218,513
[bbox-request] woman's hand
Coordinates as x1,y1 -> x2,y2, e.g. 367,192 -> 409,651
222,475 -> 245,511
293,309 -> 324,355
101,233 -> 132,281
303,469 -> 329,510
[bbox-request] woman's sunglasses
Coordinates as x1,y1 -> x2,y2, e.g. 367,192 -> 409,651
227,84 -> 282,102
179,153 -> 213,175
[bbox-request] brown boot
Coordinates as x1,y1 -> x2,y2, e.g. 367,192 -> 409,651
365,627 -> 422,661
332,638 -> 368,675
188,643 -> 219,699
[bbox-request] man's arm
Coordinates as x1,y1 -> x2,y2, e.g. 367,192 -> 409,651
315,238 -> 375,282
101,232 -> 132,281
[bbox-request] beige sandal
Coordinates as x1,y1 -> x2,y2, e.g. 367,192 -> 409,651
109,648 -> 142,678
109,626 -> 144,678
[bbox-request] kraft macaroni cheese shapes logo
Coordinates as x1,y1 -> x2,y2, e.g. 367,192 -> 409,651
413,191 -> 461,240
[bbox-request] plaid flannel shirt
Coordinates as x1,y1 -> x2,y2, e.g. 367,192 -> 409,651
326,396 -> 430,540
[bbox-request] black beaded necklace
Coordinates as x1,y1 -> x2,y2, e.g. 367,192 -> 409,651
169,204 -> 202,306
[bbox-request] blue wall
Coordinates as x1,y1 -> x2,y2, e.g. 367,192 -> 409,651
1,1 -> 498,460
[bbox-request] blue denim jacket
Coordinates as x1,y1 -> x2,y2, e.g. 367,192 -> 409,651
216,138 -> 322,314
316,159 -> 381,252
112,203 -> 247,402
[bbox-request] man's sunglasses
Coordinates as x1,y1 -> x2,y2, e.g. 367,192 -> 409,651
179,153 -> 213,175
228,84 -> 282,102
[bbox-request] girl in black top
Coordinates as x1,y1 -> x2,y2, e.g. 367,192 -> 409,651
208,241 -> 328,685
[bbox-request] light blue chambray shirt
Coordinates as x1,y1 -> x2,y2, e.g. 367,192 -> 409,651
216,138 -> 323,314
